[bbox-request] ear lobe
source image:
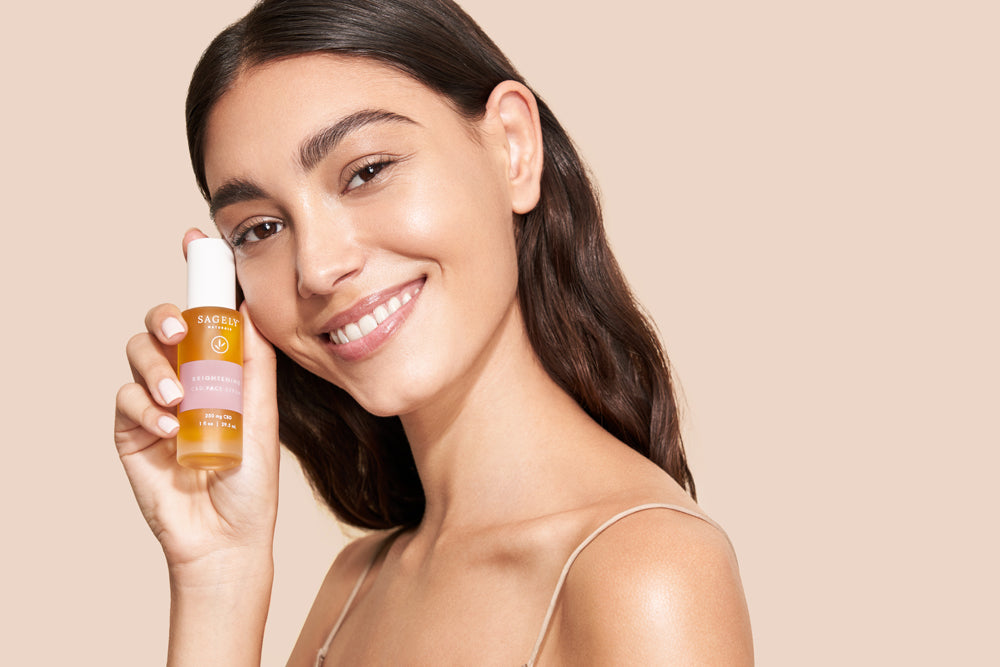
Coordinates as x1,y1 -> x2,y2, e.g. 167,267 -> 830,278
486,81 -> 543,214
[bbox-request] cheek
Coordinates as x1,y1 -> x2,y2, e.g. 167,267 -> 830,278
237,258 -> 299,342
449,165 -> 519,284
399,151 -> 515,258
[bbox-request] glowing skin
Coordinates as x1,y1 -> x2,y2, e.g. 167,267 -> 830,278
112,50 -> 751,667
204,54 -> 529,419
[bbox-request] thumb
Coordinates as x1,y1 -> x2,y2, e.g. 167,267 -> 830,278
240,302 -> 280,469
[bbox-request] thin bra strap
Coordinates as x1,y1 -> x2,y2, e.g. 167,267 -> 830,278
315,529 -> 403,667
523,503 -> 727,667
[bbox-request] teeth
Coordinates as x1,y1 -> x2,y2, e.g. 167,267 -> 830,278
358,314 -> 378,336
329,285 -> 420,345
344,323 -> 363,342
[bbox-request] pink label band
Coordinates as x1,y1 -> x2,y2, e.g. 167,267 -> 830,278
179,360 -> 243,413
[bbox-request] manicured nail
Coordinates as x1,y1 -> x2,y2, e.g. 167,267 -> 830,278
158,415 -> 180,436
158,378 -> 183,405
162,317 -> 185,339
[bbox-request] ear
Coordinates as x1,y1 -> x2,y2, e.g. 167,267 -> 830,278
484,81 -> 544,214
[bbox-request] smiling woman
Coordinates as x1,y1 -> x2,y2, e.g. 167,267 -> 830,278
113,0 -> 752,665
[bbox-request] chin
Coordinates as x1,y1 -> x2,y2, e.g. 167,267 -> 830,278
344,363 -> 452,419
356,398 -> 410,419
351,393 -> 427,420
344,379 -> 430,419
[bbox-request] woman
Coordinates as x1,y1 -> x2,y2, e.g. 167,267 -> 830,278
114,0 -> 753,664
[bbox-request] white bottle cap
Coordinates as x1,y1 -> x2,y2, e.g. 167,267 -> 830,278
186,238 -> 237,309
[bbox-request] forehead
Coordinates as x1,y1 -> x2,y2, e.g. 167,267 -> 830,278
202,54 -> 455,185
236,52 -> 427,101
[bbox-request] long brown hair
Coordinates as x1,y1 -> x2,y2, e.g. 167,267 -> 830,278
187,0 -> 695,529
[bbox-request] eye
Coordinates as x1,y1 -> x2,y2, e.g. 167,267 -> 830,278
231,218 -> 284,248
345,159 -> 393,191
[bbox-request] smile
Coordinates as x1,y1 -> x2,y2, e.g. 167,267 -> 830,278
325,279 -> 424,350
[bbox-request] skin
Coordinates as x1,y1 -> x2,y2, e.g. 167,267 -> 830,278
115,54 -> 753,666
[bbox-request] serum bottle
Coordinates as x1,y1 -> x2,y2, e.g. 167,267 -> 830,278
176,238 -> 243,470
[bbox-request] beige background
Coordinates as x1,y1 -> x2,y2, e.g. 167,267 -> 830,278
1,1 -> 996,664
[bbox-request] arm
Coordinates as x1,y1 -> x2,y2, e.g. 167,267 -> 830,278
115,232 -> 281,665
167,550 -> 274,666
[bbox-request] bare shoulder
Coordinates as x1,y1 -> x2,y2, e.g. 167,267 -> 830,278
552,507 -> 754,666
285,530 -> 389,667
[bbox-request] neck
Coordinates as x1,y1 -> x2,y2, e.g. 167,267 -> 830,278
398,305 -> 606,538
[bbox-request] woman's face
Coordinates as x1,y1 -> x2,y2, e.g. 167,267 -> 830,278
203,54 -> 531,416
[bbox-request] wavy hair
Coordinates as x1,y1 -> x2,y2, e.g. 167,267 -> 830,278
186,0 -> 695,528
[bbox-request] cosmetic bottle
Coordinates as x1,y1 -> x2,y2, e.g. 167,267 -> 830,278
176,238 -> 243,470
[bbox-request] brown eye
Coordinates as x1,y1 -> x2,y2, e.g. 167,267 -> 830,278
249,221 -> 282,241
232,219 -> 285,247
346,160 -> 391,191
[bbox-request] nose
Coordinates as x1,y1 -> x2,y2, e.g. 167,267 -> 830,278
295,212 -> 365,298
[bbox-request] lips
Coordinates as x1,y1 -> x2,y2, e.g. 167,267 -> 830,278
321,277 -> 424,357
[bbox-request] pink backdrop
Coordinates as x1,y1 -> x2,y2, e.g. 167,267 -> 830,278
1,1 -> 996,664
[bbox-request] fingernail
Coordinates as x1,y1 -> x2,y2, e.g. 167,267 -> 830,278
158,415 -> 180,435
162,317 -> 185,339
158,378 -> 183,405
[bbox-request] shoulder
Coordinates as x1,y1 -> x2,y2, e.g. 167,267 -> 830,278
552,506 -> 753,665
285,530 -> 391,667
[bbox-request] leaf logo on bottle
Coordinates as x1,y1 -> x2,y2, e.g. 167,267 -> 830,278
211,336 -> 229,354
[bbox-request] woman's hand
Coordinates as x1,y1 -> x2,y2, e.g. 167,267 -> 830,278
114,229 -> 280,586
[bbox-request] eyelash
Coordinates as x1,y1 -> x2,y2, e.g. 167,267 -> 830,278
228,156 -> 398,249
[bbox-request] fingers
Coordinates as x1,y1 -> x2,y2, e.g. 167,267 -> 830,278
144,302 -> 187,347
114,382 -> 179,457
126,331 -> 183,403
131,301 -> 189,392
120,301 -> 189,456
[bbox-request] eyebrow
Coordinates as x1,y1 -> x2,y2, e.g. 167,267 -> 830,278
299,109 -> 418,171
208,108 -> 418,219
209,179 -> 269,219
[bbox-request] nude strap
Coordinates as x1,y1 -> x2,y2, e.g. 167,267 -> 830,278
315,530 -> 402,667
522,503 -> 725,667
317,504 -> 724,666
